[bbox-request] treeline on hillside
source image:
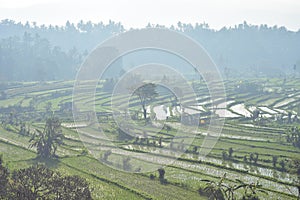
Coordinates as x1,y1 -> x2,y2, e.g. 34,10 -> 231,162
0,32 -> 83,81
0,19 -> 300,81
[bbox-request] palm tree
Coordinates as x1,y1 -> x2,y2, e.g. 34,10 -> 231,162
200,174 -> 227,200
228,147 -> 234,158
272,156 -> 278,168
199,174 -> 268,200
158,168 -> 165,180
29,117 -> 64,158
158,168 -> 167,184
234,180 -> 268,200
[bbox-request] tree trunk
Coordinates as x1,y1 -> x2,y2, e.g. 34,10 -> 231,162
143,106 -> 147,120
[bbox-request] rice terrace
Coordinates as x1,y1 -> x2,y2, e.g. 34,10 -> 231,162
0,2 -> 300,199
0,75 -> 299,199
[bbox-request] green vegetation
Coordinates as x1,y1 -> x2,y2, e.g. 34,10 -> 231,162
0,157 -> 92,199
133,83 -> 158,120
29,117 -> 64,158
0,78 -> 299,199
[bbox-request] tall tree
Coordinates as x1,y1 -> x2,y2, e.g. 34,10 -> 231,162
133,83 -> 158,120
29,117 -> 64,158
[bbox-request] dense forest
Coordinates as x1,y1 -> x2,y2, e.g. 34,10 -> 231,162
0,19 -> 300,81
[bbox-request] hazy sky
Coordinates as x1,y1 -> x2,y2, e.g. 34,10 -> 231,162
0,0 -> 299,31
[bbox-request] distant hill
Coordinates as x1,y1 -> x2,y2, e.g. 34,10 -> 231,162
0,19 -> 299,81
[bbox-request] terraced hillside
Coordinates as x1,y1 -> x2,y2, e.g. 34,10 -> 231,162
0,78 -> 299,199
